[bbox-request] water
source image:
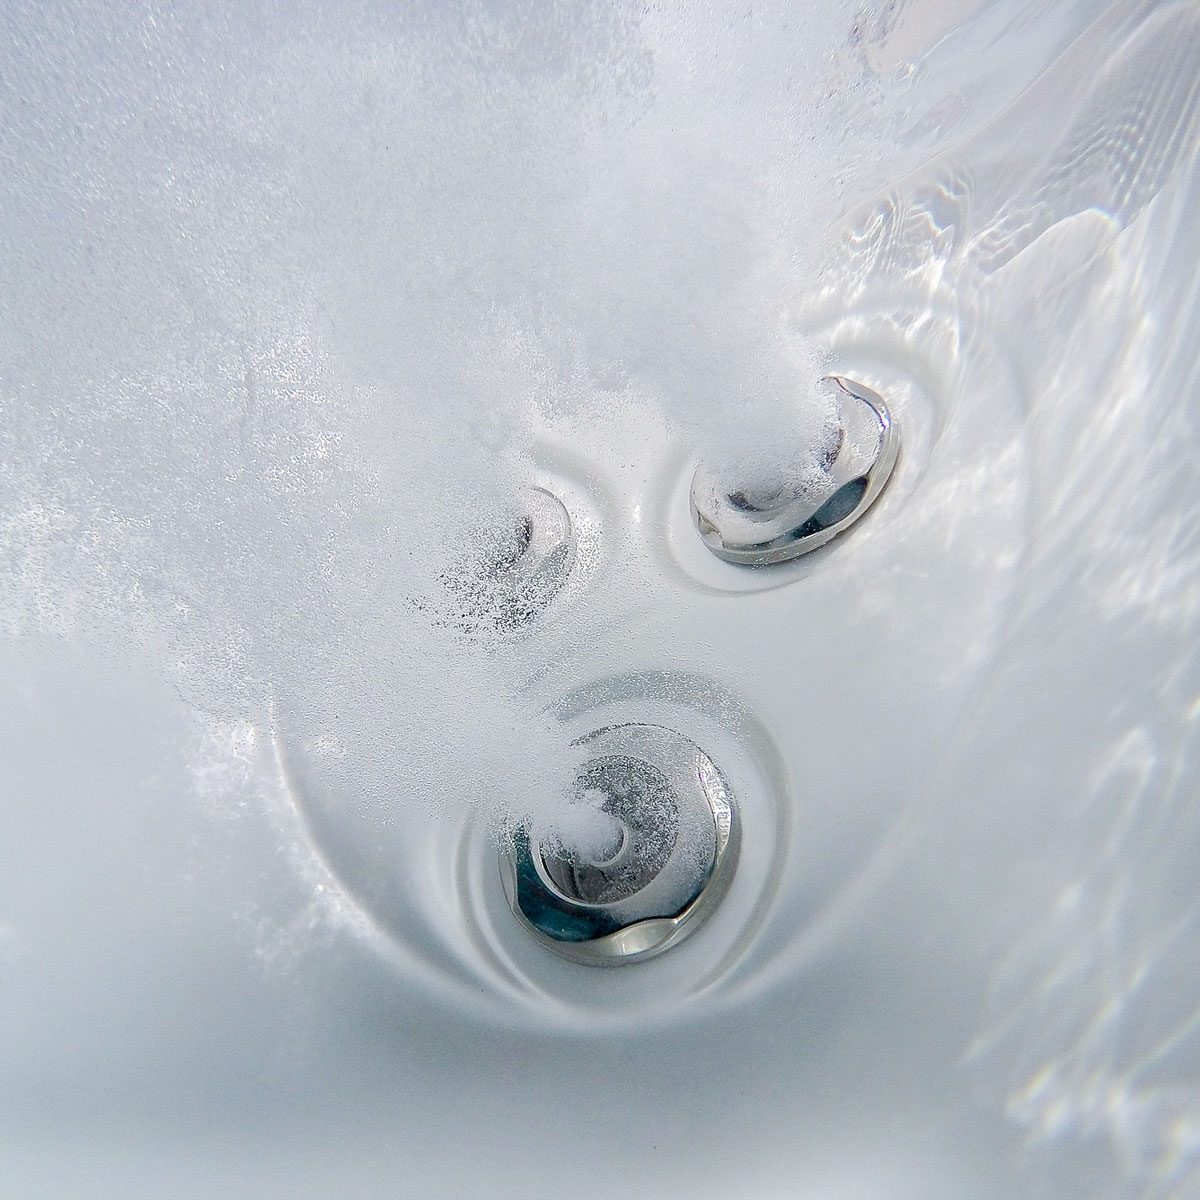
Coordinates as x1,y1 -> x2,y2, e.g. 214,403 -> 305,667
0,0 -> 873,829
2,2 -> 1199,1197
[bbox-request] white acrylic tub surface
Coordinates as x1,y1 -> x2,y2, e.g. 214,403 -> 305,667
2,2 -> 1199,1197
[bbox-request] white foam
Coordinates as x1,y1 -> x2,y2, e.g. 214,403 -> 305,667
0,0 -> 878,841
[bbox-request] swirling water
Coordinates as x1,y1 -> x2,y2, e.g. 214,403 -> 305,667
2,2 -> 1198,1197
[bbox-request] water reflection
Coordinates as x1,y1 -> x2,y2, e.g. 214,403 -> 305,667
826,3 -> 1200,1192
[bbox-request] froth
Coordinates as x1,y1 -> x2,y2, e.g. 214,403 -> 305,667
1,0 -> 875,847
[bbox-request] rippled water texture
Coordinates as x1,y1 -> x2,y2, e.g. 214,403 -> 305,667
2,2 -> 1199,1198
836,5 -> 1200,1193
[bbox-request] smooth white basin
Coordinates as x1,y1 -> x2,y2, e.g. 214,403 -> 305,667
2,2 -> 1198,1196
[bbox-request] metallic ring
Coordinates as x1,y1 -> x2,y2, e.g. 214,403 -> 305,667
691,376 -> 899,565
499,724 -> 739,966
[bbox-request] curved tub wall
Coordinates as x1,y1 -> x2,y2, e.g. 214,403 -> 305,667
2,2 -> 1198,1198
